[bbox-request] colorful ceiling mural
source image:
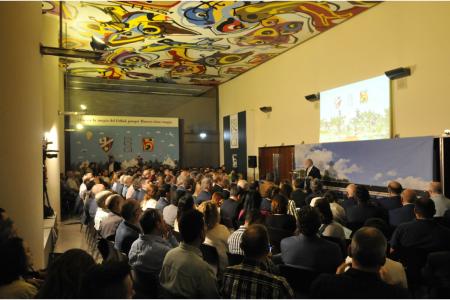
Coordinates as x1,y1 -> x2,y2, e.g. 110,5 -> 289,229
42,1 -> 378,86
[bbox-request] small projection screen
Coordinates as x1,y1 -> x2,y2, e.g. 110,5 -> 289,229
319,75 -> 391,143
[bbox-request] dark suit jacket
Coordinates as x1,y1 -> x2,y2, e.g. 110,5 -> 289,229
311,268 -> 409,298
220,198 -> 241,229
346,204 -> 388,231
342,197 -> 357,211
389,204 -> 415,227
375,195 -> 402,211
291,189 -> 307,208
195,190 -> 211,205
280,234 -> 343,273
211,184 -> 224,196
306,165 -> 321,179
114,220 -> 140,255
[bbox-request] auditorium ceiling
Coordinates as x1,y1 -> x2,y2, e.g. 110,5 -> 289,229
42,1 -> 378,86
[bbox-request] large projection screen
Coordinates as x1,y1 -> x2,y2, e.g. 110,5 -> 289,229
320,75 -> 390,143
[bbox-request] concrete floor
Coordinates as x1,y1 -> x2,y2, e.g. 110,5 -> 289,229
54,218 -> 91,254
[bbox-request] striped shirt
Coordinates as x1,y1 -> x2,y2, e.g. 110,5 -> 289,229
228,226 -> 246,255
221,258 -> 294,299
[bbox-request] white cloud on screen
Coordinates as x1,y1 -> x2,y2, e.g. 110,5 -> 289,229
373,173 -> 383,181
296,145 -> 362,180
387,169 -> 397,177
386,176 -> 429,190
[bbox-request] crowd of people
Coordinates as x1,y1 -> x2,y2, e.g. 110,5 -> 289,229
2,159 -> 450,298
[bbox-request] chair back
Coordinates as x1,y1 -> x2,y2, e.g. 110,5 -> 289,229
278,264 -> 320,298
227,252 -> 244,266
97,237 -> 128,263
200,244 -> 219,274
132,269 -> 159,299
320,235 -> 347,257
266,227 -> 293,255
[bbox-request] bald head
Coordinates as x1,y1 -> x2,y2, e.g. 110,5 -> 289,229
401,189 -> 417,205
346,184 -> 357,198
387,181 -> 403,195
351,227 -> 387,270
304,159 -> 313,169
429,181 -> 442,195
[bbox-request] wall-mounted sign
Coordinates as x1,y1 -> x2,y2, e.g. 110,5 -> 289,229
230,113 -> 239,149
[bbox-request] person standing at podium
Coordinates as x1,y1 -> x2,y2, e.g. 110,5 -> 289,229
304,159 -> 322,180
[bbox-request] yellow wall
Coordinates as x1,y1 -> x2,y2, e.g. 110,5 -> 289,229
0,2 -> 44,268
42,9 -> 64,219
219,2 -> 450,179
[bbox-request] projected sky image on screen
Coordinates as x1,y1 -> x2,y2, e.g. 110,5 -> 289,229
320,75 -> 390,143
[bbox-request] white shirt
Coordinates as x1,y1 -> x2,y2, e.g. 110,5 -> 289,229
345,256 -> 408,288
142,199 -> 157,210
126,185 -> 135,200
431,194 -> 450,217
94,208 -> 110,230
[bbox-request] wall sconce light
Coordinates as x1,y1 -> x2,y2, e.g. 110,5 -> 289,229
58,104 -> 87,116
64,123 -> 84,132
199,132 -> 207,139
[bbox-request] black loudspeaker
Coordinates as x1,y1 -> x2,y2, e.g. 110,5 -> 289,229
305,93 -> 320,102
385,67 -> 411,80
248,156 -> 257,168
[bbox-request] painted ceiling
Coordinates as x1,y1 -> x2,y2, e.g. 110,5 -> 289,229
42,1 -> 378,86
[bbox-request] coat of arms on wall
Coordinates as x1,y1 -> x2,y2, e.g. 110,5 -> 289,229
142,138 -> 154,151
99,136 -> 114,152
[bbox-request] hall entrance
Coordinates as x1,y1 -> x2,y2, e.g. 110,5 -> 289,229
258,145 -> 295,184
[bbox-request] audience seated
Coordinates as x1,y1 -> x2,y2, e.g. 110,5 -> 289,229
312,197 -> 345,241
100,194 -> 124,239
429,181 -> 450,217
115,199 -> 142,255
375,181 -> 403,211
174,193 -> 195,232
221,224 -> 294,299
291,178 -> 307,208
389,189 -> 417,227
390,197 -> 450,254
36,249 -> 96,298
128,208 -> 178,275
0,237 -> 38,299
422,251 -> 450,298
163,187 -> 183,228
305,178 -> 325,206
346,185 -> 388,231
345,218 -> 408,289
140,182 -> 158,210
198,201 -> 231,273
342,183 -> 357,211
279,182 -> 298,218
259,172 -> 275,199
0,208 -> 17,242
310,227 -> 409,298
81,260 -> 135,299
211,173 -> 224,195
93,190 -> 113,230
155,183 -> 171,212
220,183 -> 242,230
280,206 -> 343,273
323,190 -> 346,225
228,210 -> 265,255
265,194 -> 297,234
238,190 -> 265,225
159,210 -> 220,298
195,177 -> 213,205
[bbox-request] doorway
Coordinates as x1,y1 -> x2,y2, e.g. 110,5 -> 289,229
258,146 -> 294,184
